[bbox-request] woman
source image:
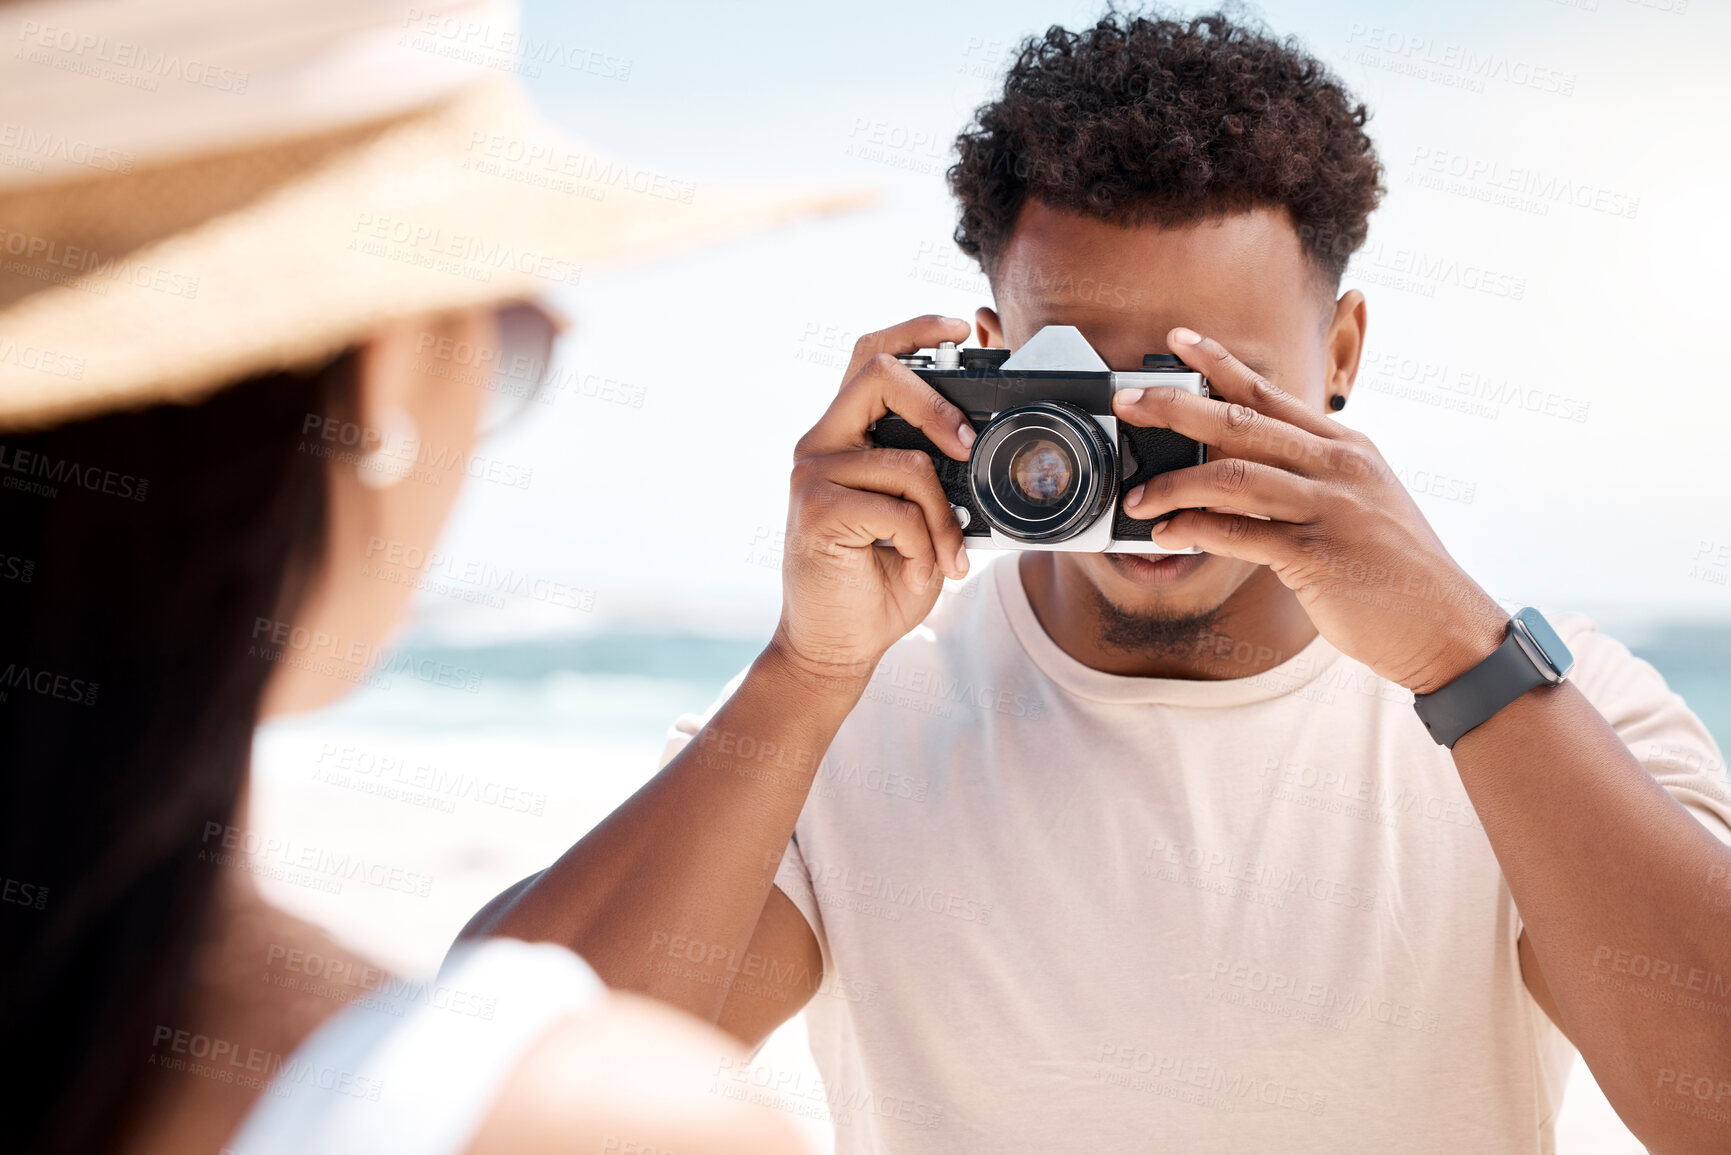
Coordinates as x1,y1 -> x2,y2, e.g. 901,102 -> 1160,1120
0,1 -> 840,1152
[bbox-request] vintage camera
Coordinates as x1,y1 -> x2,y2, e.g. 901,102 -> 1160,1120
872,325 -> 1212,553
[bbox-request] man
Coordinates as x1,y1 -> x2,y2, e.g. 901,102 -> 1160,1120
464,11 -> 1731,1152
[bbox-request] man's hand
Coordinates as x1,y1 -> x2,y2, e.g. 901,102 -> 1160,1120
769,315 -> 975,687
1115,326 -> 1508,695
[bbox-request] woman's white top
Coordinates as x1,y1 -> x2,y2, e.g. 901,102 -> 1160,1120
226,938 -> 603,1155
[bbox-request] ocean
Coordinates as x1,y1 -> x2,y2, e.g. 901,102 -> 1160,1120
278,620 -> 1731,758
1620,622 -> 1731,748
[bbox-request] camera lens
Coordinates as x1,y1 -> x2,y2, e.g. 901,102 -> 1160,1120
969,402 -> 1114,544
1008,439 -> 1074,507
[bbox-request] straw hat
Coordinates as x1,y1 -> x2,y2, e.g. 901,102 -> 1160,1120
0,0 -> 868,430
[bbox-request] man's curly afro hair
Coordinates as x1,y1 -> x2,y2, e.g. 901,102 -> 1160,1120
949,9 -> 1384,285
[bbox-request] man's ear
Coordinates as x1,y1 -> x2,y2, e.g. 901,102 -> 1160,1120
975,306 -> 1005,349
1325,289 -> 1368,406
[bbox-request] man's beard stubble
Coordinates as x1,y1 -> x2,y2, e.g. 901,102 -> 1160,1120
1087,579 -> 1224,659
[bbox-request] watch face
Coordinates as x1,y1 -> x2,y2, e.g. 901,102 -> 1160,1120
1513,607 -> 1575,680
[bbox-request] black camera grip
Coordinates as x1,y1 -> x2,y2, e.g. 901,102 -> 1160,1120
1111,424 -> 1208,541
869,415 -> 991,537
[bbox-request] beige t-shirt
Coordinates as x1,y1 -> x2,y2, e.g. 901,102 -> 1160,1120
662,555 -> 1731,1154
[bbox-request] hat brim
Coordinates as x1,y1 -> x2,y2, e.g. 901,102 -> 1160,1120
0,81 -> 873,430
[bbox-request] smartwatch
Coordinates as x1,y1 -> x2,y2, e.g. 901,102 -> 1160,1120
1412,607 -> 1574,749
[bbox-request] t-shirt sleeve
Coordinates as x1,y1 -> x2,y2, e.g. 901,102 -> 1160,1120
773,830 -> 828,967
1560,615 -> 1731,844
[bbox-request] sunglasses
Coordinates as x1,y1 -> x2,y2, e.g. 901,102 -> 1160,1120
474,299 -> 569,439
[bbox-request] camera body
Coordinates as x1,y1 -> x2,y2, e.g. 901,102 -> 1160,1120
872,325 -> 1212,554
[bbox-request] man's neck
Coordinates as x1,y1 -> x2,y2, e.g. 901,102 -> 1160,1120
1018,552 -> 1318,680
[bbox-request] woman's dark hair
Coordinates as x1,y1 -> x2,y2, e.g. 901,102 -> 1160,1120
949,8 -> 1385,284
0,353 -> 356,1154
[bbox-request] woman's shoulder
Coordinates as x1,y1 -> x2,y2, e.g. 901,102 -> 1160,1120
468,987 -> 811,1155
228,936 -> 809,1155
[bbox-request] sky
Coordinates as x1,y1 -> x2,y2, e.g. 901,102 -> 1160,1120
417,0 -> 1731,642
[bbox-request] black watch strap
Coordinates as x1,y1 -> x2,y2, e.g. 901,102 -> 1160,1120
1413,619 -> 1555,749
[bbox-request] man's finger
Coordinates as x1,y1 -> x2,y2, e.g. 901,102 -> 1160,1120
843,314 -> 972,381
806,449 -> 968,580
804,485 -> 942,593
1123,458 -> 1318,525
1148,508 -> 1297,569
1165,327 -> 1347,438
799,342 -> 976,462
1113,381 -> 1333,476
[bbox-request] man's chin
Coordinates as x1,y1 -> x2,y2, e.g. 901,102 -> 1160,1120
1066,552 -> 1227,657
